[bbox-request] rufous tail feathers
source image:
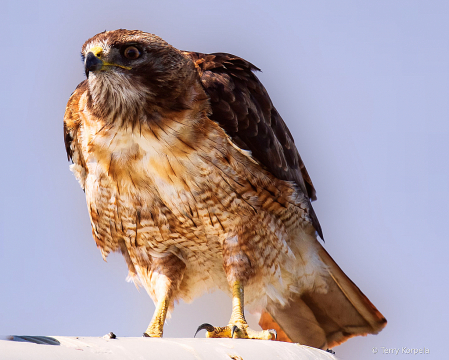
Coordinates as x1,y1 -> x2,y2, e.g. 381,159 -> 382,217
259,245 -> 387,349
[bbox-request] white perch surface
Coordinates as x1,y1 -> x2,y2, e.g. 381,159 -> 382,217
0,336 -> 338,360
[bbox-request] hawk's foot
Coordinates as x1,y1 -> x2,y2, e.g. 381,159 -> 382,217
142,332 -> 161,338
195,322 -> 276,340
143,323 -> 163,337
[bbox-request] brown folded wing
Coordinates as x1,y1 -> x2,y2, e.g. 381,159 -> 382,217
185,51 -> 322,238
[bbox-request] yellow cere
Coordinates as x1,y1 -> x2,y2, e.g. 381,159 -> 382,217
89,46 -> 103,58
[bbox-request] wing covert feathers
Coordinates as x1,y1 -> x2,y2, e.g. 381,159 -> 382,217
64,80 -> 88,163
259,244 -> 387,349
185,52 -> 323,238
64,80 -> 88,190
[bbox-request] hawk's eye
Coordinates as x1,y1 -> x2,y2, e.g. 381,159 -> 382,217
123,46 -> 141,60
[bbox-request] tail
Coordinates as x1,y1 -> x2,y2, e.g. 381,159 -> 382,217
259,245 -> 387,349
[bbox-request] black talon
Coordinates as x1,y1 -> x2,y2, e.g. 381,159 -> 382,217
231,325 -> 239,338
269,329 -> 277,340
194,323 -> 215,337
142,333 -> 150,337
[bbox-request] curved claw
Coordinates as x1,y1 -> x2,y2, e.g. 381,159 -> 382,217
268,329 -> 277,340
194,323 -> 215,338
231,325 -> 239,339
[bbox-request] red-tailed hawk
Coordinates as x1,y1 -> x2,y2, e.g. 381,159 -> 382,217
64,29 -> 386,348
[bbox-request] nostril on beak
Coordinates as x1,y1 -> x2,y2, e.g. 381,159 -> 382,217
90,46 -> 103,59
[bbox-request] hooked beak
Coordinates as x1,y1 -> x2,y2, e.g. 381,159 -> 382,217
85,52 -> 103,78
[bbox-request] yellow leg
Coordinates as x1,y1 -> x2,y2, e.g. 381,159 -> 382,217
140,253 -> 186,338
195,281 -> 276,340
143,298 -> 169,337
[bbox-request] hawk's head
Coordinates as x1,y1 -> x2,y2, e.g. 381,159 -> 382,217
81,29 -> 200,122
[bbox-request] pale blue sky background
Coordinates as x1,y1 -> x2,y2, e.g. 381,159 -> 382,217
1,1 -> 448,359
